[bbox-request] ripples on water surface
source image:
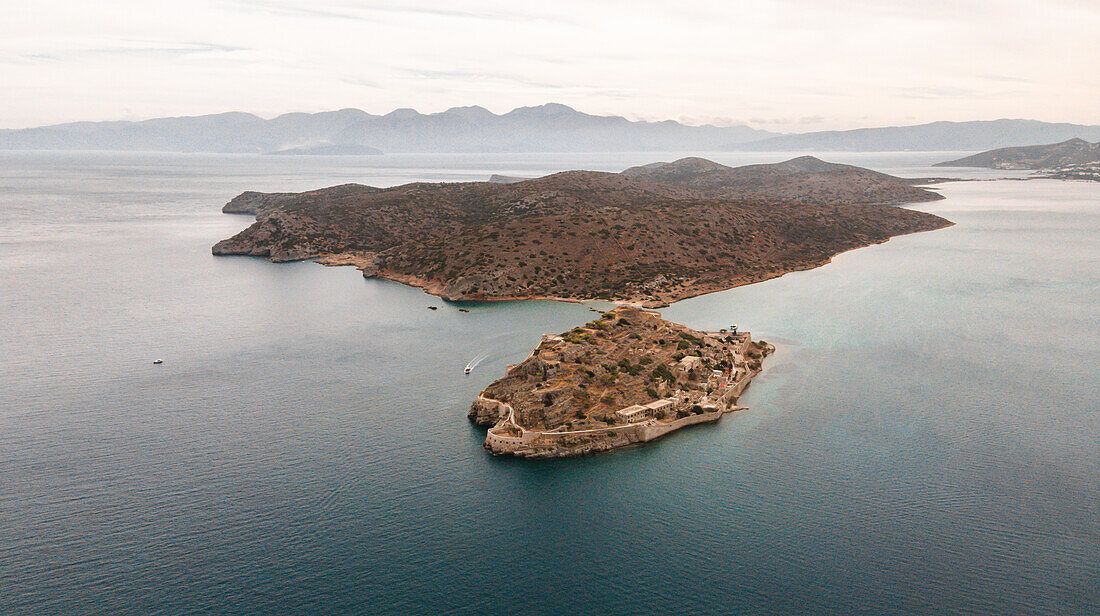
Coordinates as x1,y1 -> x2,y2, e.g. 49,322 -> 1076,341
0,152 -> 1097,615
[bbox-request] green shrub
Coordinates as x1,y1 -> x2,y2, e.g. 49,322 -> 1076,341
649,364 -> 675,383
679,332 -> 704,346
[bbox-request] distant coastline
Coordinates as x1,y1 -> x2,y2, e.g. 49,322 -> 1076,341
936,138 -> 1100,182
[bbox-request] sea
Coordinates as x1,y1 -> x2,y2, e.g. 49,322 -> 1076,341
0,150 -> 1097,616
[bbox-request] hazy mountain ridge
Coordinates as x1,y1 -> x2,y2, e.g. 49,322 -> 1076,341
0,104 -> 772,154
7,107 -> 1098,153
730,119 -> 1100,152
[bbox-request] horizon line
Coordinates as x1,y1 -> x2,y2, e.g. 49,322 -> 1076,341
3,103 -> 1099,134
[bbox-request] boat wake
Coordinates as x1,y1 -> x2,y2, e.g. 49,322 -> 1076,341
465,353 -> 488,374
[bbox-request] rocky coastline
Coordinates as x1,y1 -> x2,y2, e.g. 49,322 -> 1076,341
211,157 -> 952,307
469,306 -> 773,458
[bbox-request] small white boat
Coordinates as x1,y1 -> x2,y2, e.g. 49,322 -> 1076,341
464,353 -> 486,375
153,359 -> 163,365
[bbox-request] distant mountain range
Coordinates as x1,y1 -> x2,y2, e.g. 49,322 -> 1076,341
2,105 -> 1099,154
731,119 -> 1100,152
0,104 -> 771,154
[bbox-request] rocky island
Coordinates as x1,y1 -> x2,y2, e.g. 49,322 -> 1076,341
212,156 -> 951,307
210,156 -> 956,458
936,138 -> 1100,181
468,306 -> 772,458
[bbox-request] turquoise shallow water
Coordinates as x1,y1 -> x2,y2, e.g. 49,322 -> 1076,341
0,152 -> 1097,615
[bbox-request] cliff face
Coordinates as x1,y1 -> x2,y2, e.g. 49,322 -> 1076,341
212,157 -> 952,305
935,138 -> 1100,169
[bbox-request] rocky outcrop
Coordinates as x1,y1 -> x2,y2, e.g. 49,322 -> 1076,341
487,174 -> 529,184
468,397 -> 510,427
211,210 -> 345,262
222,191 -> 300,215
471,306 -> 773,458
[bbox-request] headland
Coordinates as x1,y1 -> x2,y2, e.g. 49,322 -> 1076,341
936,138 -> 1100,181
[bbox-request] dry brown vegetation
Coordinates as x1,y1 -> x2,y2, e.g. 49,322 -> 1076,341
212,156 -> 951,306
470,306 -> 765,431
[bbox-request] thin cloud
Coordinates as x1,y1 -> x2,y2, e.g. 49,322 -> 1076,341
223,0 -> 574,24
895,86 -> 978,99
22,41 -> 247,61
978,74 -> 1034,84
341,78 -> 383,89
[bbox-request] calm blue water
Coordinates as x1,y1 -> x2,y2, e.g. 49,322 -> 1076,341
0,151 -> 1096,615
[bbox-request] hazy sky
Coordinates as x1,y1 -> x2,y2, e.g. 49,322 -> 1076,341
3,0 -> 1098,130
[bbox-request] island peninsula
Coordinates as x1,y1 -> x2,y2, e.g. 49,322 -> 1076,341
936,138 -> 1100,181
212,156 -> 951,307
